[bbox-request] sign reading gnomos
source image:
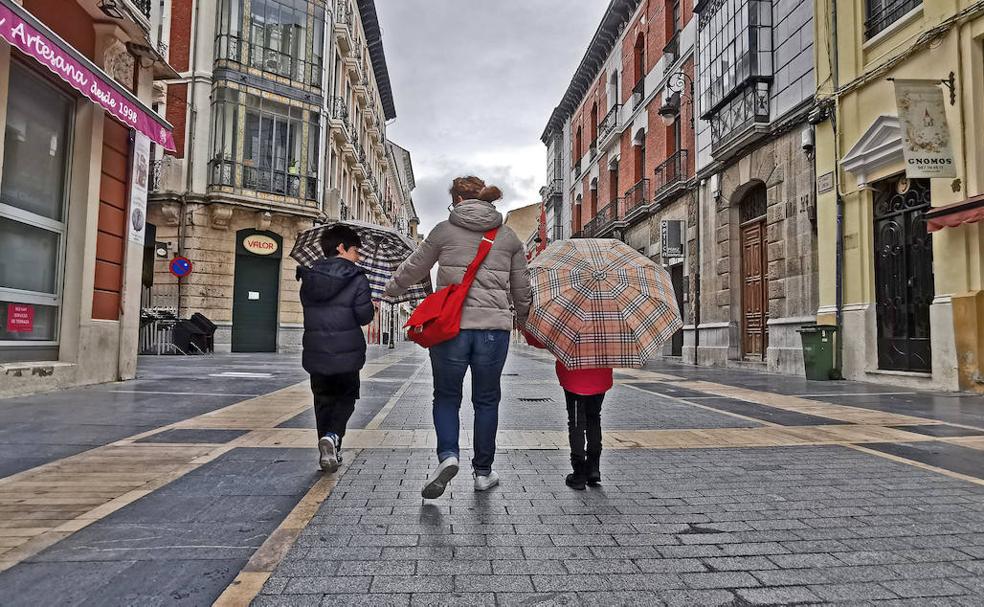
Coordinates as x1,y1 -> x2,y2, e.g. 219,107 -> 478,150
243,234 -> 279,256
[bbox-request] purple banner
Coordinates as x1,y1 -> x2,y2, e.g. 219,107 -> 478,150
0,2 -> 175,151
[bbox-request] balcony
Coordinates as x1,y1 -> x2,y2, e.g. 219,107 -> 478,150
545,179 -> 563,200
598,104 -> 621,147
328,97 -> 350,142
652,149 -> 689,205
623,178 -> 650,222
663,31 -> 680,65
333,1 -> 354,53
632,78 -> 645,110
344,47 -> 363,82
128,0 -> 151,19
589,139 -> 598,161
708,82 -> 771,159
572,158 -> 581,178
209,158 -> 318,204
571,230 -> 584,239
585,198 -> 623,238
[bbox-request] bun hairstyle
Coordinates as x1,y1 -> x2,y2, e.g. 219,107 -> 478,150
450,176 -> 503,204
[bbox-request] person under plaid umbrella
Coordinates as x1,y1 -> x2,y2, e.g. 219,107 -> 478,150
292,220 -> 431,303
525,238 -> 683,369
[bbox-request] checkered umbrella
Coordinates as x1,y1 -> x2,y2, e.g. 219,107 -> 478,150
526,239 -> 683,369
291,221 -> 431,304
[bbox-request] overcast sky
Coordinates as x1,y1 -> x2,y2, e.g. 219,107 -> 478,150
375,1 -> 608,234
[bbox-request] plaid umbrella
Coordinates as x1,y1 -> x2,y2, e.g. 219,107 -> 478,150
526,238 -> 683,369
291,220 -> 431,304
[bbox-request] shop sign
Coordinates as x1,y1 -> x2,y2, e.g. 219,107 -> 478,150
893,79 -> 956,179
6,303 -> 34,333
0,0 -> 175,150
128,133 -> 150,245
243,234 -> 278,256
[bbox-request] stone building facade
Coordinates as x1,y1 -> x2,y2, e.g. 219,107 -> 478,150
147,0 -> 405,353
687,0 -> 818,376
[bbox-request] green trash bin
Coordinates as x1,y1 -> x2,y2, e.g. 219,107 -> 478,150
797,324 -> 838,380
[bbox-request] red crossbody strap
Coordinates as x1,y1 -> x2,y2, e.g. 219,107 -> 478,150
461,229 -> 498,286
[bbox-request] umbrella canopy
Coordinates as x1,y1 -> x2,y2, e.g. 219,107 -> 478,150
291,220 -> 431,303
526,238 -> 683,369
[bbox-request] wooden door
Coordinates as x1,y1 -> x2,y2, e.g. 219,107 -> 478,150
740,219 -> 768,359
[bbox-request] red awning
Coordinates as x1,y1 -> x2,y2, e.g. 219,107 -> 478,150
0,0 -> 175,151
926,195 -> 984,233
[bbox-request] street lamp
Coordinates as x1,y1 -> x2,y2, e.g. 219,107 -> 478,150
657,71 -> 694,127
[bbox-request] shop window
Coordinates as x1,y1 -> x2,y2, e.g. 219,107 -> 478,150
0,63 -> 73,350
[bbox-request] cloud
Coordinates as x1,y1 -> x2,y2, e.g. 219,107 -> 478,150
376,0 -> 608,233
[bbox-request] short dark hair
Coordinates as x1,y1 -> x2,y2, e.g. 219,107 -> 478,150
321,225 -> 362,257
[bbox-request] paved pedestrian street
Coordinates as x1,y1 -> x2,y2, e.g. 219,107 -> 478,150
1,345 -> 983,606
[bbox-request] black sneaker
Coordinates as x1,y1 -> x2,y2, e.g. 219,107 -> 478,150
565,471 -> 586,491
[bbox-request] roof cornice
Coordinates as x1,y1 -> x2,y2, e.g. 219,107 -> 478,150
356,0 -> 396,120
540,0 -> 641,142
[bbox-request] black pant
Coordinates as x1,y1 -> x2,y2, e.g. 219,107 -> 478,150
563,390 -> 604,460
310,371 -> 360,446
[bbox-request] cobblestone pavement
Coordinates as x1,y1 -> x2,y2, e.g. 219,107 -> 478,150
0,344 -> 982,606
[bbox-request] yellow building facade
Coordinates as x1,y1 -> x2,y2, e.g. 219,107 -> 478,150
815,1 -> 984,392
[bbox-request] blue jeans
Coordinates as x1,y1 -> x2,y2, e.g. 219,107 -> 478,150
429,329 -> 510,475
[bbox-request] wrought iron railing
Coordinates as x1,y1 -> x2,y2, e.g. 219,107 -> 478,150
545,179 -> 563,199
589,139 -> 598,161
599,104 -> 621,142
129,0 -> 151,19
335,0 -> 353,27
149,159 -> 163,192
624,178 -> 650,217
330,96 -> 350,128
572,158 -> 581,178
864,0 -> 921,39
652,149 -> 689,203
571,230 -> 584,239
209,157 -> 318,202
663,31 -> 680,63
587,199 -> 622,237
632,78 -> 646,109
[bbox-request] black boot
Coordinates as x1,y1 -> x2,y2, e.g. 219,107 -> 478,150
585,452 -> 601,486
565,456 -> 586,491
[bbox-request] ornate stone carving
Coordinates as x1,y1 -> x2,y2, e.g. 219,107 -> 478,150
159,203 -> 180,227
104,39 -> 135,90
258,211 -> 273,232
210,206 -> 234,230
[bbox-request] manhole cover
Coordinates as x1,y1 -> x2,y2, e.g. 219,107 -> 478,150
518,397 -> 553,403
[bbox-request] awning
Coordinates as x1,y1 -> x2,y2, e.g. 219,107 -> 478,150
926,194 -> 984,233
0,0 -> 175,151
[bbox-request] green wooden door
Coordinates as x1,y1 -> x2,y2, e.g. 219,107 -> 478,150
232,230 -> 282,352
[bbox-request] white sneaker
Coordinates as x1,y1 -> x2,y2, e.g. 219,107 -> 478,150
421,456 -> 460,499
318,433 -> 339,473
473,470 -> 500,492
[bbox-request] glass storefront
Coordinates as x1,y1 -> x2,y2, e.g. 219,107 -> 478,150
0,62 -> 73,349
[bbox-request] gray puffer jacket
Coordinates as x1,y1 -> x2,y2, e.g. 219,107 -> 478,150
385,199 -> 531,331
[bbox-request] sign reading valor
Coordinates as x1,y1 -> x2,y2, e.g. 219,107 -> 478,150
243,234 -> 278,255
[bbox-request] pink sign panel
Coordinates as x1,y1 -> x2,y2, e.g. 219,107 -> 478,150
6,304 -> 34,333
0,1 -> 176,151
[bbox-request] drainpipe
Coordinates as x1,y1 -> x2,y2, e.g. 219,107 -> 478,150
831,0 -> 845,379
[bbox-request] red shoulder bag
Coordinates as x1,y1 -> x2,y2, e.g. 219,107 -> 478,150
404,229 -> 498,348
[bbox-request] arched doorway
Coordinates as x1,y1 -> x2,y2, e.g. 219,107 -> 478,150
739,185 -> 768,359
232,229 -> 283,352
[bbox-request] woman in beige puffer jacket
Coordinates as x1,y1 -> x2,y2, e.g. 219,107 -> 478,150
386,176 -> 531,498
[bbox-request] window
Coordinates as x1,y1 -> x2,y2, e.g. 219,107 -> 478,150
697,0 -> 773,149
209,88 -> 319,202
865,0 -> 921,39
0,64 -> 73,347
215,0 -> 324,88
